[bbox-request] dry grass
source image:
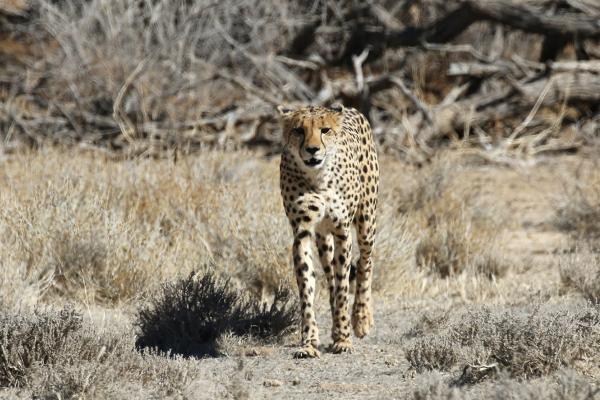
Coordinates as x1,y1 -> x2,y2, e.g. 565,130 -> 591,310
0,148 -> 291,307
406,303 -> 600,379
0,149 -> 510,309
1,147 -> 581,397
554,161 -> 600,244
0,306 -> 83,387
560,247 -> 600,304
396,154 -> 508,279
0,306 -> 206,398
412,369 -> 599,400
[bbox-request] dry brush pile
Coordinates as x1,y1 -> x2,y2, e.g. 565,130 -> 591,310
0,0 -> 598,160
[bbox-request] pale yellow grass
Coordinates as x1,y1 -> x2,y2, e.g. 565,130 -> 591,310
0,148 -> 510,311
0,148 -> 289,308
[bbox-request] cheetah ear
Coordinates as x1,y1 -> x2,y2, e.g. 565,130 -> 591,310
329,102 -> 345,113
277,105 -> 294,117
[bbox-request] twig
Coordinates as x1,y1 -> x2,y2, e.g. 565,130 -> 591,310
388,77 -> 433,125
422,42 -> 492,63
216,71 -> 282,106
438,83 -> 470,107
352,49 -> 370,93
507,77 -> 554,143
113,58 -> 149,143
274,56 -> 320,71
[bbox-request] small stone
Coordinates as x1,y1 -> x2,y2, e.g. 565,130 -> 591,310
263,379 -> 283,387
292,379 -> 301,386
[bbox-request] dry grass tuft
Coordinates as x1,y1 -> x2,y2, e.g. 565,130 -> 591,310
404,311 -> 450,339
399,155 -> 506,279
412,371 -> 457,400
411,369 -> 599,400
560,248 -> 600,304
406,336 -> 460,373
0,306 -> 83,387
406,304 -> 600,379
554,163 -> 600,244
0,149 -> 292,307
415,213 -> 474,278
0,305 -> 205,397
135,271 -> 298,357
414,192 -> 507,279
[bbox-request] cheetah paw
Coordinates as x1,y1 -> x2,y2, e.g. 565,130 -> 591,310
352,306 -> 374,338
293,345 -> 321,359
329,339 -> 353,354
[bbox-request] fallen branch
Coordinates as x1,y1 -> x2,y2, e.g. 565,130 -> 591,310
417,71 -> 600,143
334,0 -> 600,65
449,60 -> 600,77
113,59 -> 148,143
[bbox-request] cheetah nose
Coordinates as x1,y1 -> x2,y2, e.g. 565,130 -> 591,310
305,147 -> 319,155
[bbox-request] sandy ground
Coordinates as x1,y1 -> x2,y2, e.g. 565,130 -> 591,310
173,155 -> 589,399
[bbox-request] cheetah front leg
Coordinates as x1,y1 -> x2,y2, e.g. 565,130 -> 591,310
330,226 -> 353,354
316,232 -> 335,321
292,229 -> 320,358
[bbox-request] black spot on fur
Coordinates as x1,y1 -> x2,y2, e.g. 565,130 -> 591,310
297,230 -> 311,239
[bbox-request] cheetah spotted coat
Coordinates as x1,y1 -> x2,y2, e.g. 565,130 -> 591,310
278,105 -> 379,358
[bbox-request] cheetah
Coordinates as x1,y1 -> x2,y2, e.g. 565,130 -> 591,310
278,104 -> 379,358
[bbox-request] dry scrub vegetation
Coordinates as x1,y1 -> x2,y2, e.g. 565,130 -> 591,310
135,272 -> 298,357
1,0 -> 600,398
2,148 -> 598,398
0,149 -> 508,310
554,161 -> 600,244
0,147 -> 510,397
406,303 -> 600,378
0,305 -> 207,399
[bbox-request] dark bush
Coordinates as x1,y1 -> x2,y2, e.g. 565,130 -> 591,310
135,271 -> 298,357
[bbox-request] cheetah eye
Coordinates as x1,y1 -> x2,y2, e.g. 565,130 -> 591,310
292,127 -> 304,136
321,127 -> 331,134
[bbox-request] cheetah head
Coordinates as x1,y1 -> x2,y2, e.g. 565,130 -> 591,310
278,104 -> 344,169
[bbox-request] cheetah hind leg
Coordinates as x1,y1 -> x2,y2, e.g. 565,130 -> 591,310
352,256 -> 374,338
348,260 -> 373,338
352,214 -> 376,338
352,300 -> 374,338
